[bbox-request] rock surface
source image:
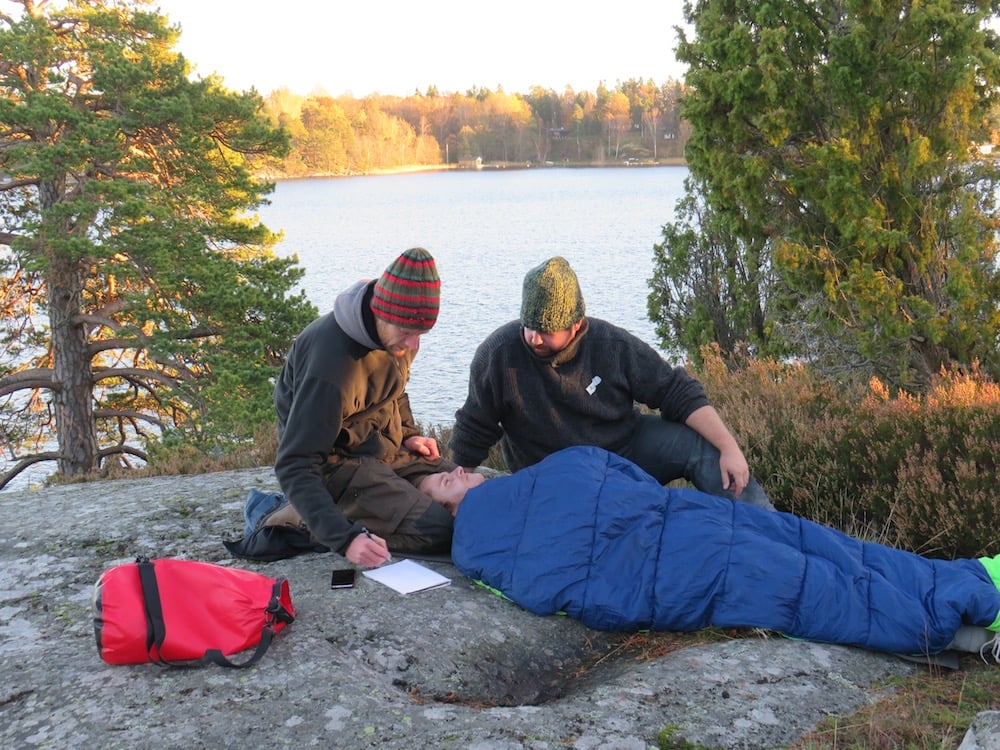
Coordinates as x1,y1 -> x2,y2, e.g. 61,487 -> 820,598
0,466 -> 987,749
960,712 -> 1000,750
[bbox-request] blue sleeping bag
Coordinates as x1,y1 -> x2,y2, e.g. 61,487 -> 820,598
452,446 -> 1000,655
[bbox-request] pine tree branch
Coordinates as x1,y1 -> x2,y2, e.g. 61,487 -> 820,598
0,451 -> 61,491
0,368 -> 57,397
99,444 -> 149,463
92,367 -> 184,389
93,408 -> 168,430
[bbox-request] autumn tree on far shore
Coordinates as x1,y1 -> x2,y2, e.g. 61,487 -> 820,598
263,78 -> 690,175
0,0 -> 315,488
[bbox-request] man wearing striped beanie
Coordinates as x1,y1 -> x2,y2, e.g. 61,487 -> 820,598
370,247 -> 440,333
269,247 -> 457,568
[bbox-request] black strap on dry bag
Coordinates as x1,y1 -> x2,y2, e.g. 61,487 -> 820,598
135,556 -> 290,669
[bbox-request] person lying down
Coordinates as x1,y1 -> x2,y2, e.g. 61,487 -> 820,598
418,446 -> 1000,661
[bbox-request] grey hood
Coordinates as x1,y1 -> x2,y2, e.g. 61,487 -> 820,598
333,279 -> 381,350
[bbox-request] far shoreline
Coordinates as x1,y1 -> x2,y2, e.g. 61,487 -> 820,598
264,158 -> 687,182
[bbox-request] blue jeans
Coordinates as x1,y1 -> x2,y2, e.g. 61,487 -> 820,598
620,415 -> 775,511
242,488 -> 286,537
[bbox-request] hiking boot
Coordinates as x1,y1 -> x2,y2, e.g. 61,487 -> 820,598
259,499 -> 317,542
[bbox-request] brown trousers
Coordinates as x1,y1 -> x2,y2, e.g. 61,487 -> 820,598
320,452 -> 457,554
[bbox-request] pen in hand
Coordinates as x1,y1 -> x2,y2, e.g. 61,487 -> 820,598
362,527 -> 392,564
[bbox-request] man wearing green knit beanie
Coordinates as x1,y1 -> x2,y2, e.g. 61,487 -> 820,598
450,255 -> 775,511
520,256 -> 586,334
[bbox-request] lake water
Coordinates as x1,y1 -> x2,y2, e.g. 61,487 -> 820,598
260,166 -> 689,428
3,166 -> 688,491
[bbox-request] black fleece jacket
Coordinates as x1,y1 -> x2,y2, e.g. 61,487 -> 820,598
449,317 -> 710,472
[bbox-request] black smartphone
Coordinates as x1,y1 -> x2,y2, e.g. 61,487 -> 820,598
330,568 -> 357,589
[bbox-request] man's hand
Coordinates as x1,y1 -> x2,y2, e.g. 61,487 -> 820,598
404,435 -> 440,460
344,531 -> 391,567
685,405 -> 752,498
718,447 -> 750,497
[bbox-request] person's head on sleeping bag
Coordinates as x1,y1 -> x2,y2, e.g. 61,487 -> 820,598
418,466 -> 486,515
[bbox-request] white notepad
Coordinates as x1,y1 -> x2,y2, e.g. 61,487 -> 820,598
362,558 -> 451,595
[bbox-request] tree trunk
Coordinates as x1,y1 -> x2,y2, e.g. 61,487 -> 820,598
47,249 -> 100,478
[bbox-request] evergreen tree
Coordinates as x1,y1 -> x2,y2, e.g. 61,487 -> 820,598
649,180 -> 774,366
0,0 -> 316,487
650,0 -> 1000,387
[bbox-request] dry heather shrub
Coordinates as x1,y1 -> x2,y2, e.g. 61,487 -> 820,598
694,345 -> 862,518
132,422 -> 280,478
877,369 -> 1000,557
694,349 -> 1000,556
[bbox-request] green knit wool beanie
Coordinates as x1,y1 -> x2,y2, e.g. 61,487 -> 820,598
520,256 -> 585,333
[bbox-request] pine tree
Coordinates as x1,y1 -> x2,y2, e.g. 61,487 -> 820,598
0,0 -> 315,487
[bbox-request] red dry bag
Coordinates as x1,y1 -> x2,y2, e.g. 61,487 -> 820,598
93,556 -> 295,667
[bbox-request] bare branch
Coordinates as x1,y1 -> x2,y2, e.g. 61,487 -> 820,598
0,368 -> 58,397
0,176 -> 38,191
0,451 -> 61,491
93,408 -> 168,430
76,312 -> 124,334
87,338 -> 140,355
99,444 -> 148,463
174,326 -> 222,340
92,366 -> 184,388
81,311 -> 219,355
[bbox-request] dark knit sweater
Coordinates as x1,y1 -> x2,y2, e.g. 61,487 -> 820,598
449,318 -> 710,472
273,280 -> 420,553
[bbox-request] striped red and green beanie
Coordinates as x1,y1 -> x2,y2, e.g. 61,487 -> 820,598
371,247 -> 441,330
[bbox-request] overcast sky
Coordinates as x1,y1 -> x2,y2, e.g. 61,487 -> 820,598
153,1 -> 691,97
